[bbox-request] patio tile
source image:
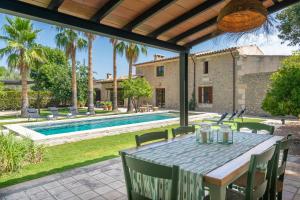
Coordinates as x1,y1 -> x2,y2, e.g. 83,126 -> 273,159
51,191 -> 75,200
116,186 -> 127,194
42,181 -> 61,190
77,191 -> 100,200
4,192 -> 27,200
70,185 -> 91,195
108,180 -> 125,189
24,186 -> 45,196
64,181 -> 83,189
101,190 -> 124,200
283,191 -> 295,200
284,184 -> 299,193
26,190 -> 52,200
94,185 -> 114,195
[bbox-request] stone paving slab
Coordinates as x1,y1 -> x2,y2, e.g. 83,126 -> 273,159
1,155 -> 300,200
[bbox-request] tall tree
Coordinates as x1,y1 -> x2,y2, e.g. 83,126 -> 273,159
0,17 -> 44,116
109,38 -> 125,112
85,32 -> 96,113
55,28 -> 87,111
276,2 -> 300,47
118,42 -> 147,112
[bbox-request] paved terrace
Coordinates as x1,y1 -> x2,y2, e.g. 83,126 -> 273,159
0,153 -> 299,200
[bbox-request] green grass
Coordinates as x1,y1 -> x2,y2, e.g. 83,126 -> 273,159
0,124 -> 179,188
0,108 -> 111,120
0,117 -> 265,188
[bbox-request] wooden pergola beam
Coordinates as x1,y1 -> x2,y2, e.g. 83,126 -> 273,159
48,0 -> 64,11
123,0 -> 175,31
148,0 -> 223,38
90,0 -> 123,22
0,0 -> 186,52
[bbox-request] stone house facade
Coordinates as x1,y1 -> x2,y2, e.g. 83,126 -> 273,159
134,45 -> 287,116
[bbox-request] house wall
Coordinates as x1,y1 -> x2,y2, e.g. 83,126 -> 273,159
135,52 -> 286,115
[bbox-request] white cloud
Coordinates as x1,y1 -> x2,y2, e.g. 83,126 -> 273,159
236,32 -> 299,55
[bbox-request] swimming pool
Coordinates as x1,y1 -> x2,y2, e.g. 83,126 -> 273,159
26,112 -> 178,135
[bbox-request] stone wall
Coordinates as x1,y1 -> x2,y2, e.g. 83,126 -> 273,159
240,72 -> 273,116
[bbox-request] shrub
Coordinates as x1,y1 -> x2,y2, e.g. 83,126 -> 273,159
0,90 -> 53,110
0,133 -> 45,173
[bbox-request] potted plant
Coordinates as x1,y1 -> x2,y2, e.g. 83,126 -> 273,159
106,101 -> 112,111
102,102 -> 108,111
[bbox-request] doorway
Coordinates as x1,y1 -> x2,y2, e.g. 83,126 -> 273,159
156,88 -> 165,108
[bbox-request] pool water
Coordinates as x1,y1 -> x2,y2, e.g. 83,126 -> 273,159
27,113 -> 178,135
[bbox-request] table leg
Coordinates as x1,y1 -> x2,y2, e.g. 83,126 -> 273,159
208,184 -> 226,200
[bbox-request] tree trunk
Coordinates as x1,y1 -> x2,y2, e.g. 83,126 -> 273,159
127,59 -> 133,113
71,49 -> 77,111
20,52 -> 29,117
112,45 -> 118,112
87,36 -> 94,113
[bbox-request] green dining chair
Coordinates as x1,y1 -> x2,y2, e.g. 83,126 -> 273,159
209,145 -> 276,200
135,130 -> 168,147
269,135 -> 292,200
172,125 -> 195,138
120,151 -> 179,200
236,122 -> 275,135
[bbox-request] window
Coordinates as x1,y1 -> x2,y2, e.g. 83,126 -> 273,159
198,86 -> 213,104
203,61 -> 209,74
156,66 -> 164,77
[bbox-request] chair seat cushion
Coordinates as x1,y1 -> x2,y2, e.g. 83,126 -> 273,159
233,171 -> 265,188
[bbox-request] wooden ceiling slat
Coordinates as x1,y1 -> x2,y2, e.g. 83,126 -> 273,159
90,0 -> 123,22
168,17 -> 217,43
48,0 -> 64,10
148,0 -> 223,38
123,0 -> 175,31
184,0 -> 300,48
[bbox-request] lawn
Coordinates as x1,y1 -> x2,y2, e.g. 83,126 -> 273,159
0,117 -> 265,188
0,107 -> 111,120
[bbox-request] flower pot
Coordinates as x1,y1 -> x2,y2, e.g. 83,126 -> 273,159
103,106 -> 108,111
107,105 -> 112,111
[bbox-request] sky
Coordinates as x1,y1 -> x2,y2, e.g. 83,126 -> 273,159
0,12 -> 299,79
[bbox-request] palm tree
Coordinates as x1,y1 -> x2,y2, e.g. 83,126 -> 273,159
55,28 -> 87,111
0,17 -> 44,117
119,42 -> 147,112
110,38 -> 125,112
85,32 -> 96,113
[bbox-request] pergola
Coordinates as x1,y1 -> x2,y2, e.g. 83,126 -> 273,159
0,0 -> 299,126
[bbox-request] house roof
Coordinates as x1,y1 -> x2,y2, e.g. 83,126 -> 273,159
95,75 -> 140,84
1,0 -> 298,52
135,45 -> 261,66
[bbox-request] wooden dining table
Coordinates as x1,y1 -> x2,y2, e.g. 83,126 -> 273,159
120,133 -> 284,200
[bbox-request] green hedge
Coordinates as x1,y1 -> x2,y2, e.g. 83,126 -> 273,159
0,91 -> 53,110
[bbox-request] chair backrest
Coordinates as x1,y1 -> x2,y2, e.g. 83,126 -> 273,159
135,130 -> 168,147
237,108 -> 246,118
228,111 -> 238,121
26,108 -> 39,118
69,106 -> 78,115
245,145 -> 276,200
217,112 -> 228,124
237,122 -> 275,135
48,107 -> 59,115
269,135 -> 292,199
172,125 -> 195,138
120,152 -> 179,200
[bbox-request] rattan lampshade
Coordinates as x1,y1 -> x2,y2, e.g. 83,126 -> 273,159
217,0 -> 268,33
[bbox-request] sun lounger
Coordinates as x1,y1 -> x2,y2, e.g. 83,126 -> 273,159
203,112 -> 229,125
68,106 -> 78,118
26,108 -> 43,121
48,107 -> 66,119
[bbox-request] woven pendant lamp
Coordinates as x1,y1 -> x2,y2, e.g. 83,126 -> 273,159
217,0 -> 268,33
